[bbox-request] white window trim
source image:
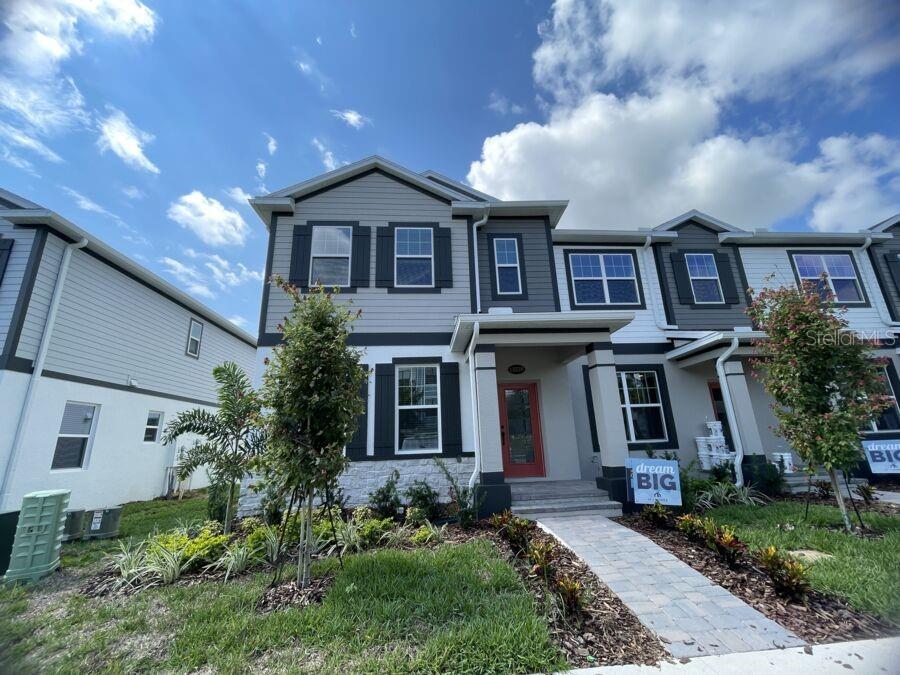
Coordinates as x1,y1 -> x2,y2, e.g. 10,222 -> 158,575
870,367 -> 900,433
569,252 -> 640,306
308,225 -> 353,288
493,238 -> 523,295
186,319 -> 203,358
51,401 -> 100,471
395,363 -> 442,454
792,252 -> 865,304
394,227 -> 435,288
618,371 -> 668,443
685,253 -> 725,304
144,411 -> 164,443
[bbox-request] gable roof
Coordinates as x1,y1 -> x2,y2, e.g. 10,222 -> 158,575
868,213 -> 900,232
420,170 -> 498,202
653,209 -> 747,233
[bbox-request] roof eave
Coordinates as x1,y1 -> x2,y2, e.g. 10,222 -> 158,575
719,231 -> 893,245
551,229 -> 678,244
451,200 -> 569,227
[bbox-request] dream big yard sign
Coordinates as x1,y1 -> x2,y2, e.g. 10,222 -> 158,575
627,458 -> 682,506
862,439 -> 900,474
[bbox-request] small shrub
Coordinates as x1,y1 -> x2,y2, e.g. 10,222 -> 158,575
503,515 -> 534,557
151,523 -> 228,565
489,510 -> 512,530
237,517 -> 262,534
357,517 -> 395,548
675,514 -> 705,541
405,480 -> 440,520
434,458 -> 482,529
678,463 -> 713,513
405,506 -> 429,527
381,523 -> 413,547
110,540 -> 148,588
641,501 -> 670,528
757,546 -> 811,601
144,541 -> 196,584
812,480 -> 833,499
696,483 -> 769,510
369,470 -> 402,520
554,575 -> 584,615
751,462 -> 786,497
709,461 -> 735,484
527,540 -> 556,580
206,480 -> 230,525
706,524 -> 746,568
246,525 -> 281,564
410,521 -> 446,546
209,541 -> 260,581
854,483 -> 877,505
331,519 -> 363,555
257,480 -> 286,525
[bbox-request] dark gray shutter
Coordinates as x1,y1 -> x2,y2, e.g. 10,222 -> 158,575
0,239 -> 12,286
670,252 -> 694,304
375,228 -> 394,288
884,253 -> 900,295
373,364 -> 394,457
440,362 -> 462,455
346,379 -> 368,460
289,224 -> 312,287
434,227 -> 453,288
581,365 -> 600,453
716,252 -> 739,304
351,225 -> 371,288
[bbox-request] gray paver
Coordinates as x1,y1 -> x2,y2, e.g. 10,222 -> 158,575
537,514 -> 805,658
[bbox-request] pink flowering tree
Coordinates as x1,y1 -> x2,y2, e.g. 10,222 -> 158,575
746,278 -> 891,532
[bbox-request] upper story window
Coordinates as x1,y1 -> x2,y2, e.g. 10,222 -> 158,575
792,253 -> 863,303
396,364 -> 441,453
52,402 -> 99,470
493,238 -> 522,295
144,411 -> 164,442
395,227 -> 434,287
569,252 -> 640,306
617,371 -> 668,443
309,225 -> 352,287
186,319 -> 203,358
685,253 -> 724,304
870,367 -> 900,433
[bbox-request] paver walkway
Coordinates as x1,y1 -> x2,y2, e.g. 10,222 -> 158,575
537,513 -> 805,659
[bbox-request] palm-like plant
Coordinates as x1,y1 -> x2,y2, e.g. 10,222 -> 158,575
162,361 -> 264,533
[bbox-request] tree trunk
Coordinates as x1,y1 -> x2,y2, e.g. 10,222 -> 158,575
223,480 -> 234,535
298,492 -> 314,587
828,467 -> 854,533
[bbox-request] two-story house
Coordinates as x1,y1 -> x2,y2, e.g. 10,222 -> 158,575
0,189 -> 257,512
245,156 -> 900,517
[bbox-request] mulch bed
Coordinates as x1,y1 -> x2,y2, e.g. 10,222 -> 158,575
449,524 -> 668,668
256,573 -> 335,613
783,492 -> 900,518
615,514 -> 898,644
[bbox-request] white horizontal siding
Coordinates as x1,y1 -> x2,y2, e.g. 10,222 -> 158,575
739,246 -> 892,338
0,220 -> 36,351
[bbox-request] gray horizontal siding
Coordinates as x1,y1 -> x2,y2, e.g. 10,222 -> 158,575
17,235 -> 255,402
659,221 -> 750,329
0,220 -> 36,352
16,231 -> 64,361
478,219 -> 557,312
265,171 -> 470,335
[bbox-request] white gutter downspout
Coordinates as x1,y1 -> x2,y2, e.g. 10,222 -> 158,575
0,237 -> 88,506
641,236 -> 678,330
466,322 -> 481,491
472,206 -> 491,314
857,237 -> 900,329
715,337 -> 745,487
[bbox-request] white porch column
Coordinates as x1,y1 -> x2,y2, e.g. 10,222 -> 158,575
586,344 -> 630,502
473,345 -> 510,514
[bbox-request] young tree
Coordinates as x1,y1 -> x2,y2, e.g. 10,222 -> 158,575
258,278 -> 367,586
162,361 -> 264,534
746,279 -> 891,532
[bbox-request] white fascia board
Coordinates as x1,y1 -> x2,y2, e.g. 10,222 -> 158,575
248,198 -> 294,228
720,231 -> 893,245
451,200 -> 569,227
420,170 -> 498,202
666,330 -> 767,361
654,209 -> 746,233
551,229 -> 678,244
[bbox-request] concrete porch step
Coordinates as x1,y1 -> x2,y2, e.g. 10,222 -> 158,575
512,499 -> 623,516
509,480 -> 606,501
783,472 -> 867,496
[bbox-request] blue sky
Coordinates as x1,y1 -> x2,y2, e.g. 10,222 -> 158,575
1,1 -> 899,332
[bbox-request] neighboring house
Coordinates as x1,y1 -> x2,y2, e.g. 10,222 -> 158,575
0,189 -> 257,512
243,156 -> 900,516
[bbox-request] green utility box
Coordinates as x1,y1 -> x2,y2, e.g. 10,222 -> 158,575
83,506 -> 123,540
3,489 -> 70,586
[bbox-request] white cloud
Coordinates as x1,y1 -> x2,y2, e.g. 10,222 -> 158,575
255,160 -> 267,180
311,137 -> 339,172
316,36 -> 323,45
204,254 -> 263,289
228,315 -> 248,328
62,186 -> 119,219
263,132 -> 277,155
96,106 -> 159,174
224,186 -> 253,205
121,185 -> 145,200
0,146 -> 38,176
167,191 -> 250,246
487,91 -> 526,116
294,54 -> 330,93
331,109 -> 371,129
468,0 -> 900,232
0,121 -> 62,162
350,23 -> 358,38
158,257 -> 215,299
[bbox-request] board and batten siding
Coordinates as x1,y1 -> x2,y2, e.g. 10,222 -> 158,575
868,226 -> 900,321
553,244 -> 667,343
477,219 -> 557,312
264,171 -> 470,335
738,245 -> 893,338
0,219 -> 36,353
15,234 -> 255,402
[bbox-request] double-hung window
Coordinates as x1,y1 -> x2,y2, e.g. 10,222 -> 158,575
309,225 -> 352,287
870,367 -> 900,432
395,227 -> 434,287
493,238 -> 522,295
144,411 -> 164,442
685,253 -> 724,304
52,402 -> 99,469
396,365 -> 440,452
186,319 -> 203,358
617,371 -> 668,442
792,253 -> 864,303
569,252 -> 640,305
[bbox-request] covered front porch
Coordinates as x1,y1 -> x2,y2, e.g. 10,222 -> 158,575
450,311 -> 636,515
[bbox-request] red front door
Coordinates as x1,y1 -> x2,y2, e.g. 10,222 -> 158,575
498,382 -> 546,478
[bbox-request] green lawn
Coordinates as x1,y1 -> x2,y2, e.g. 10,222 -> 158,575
709,501 -> 900,621
1,496 -> 564,674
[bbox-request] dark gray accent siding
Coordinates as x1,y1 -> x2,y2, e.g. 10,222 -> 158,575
868,229 -> 900,320
373,364 -> 394,458
0,238 -> 12,286
657,221 -> 751,329
440,362 -> 462,456
346,380 -> 369,460
477,218 -> 557,312
351,225 -> 371,288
